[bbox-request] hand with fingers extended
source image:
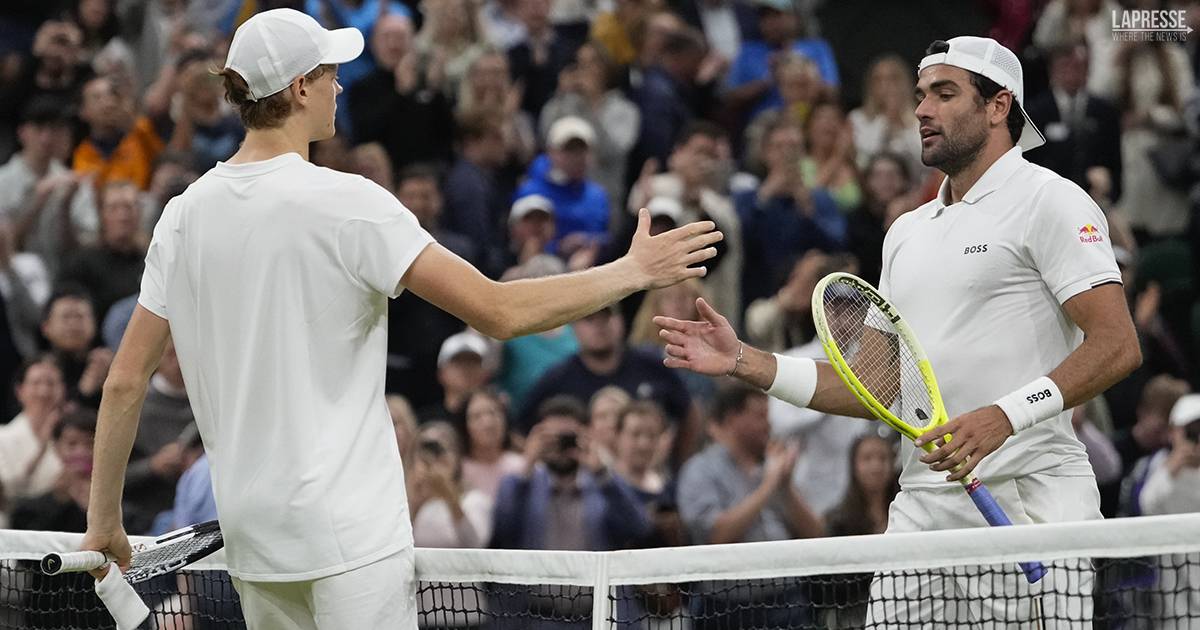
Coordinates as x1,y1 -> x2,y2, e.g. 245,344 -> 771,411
653,298 -> 740,376
626,208 -> 722,290
915,406 -> 1014,482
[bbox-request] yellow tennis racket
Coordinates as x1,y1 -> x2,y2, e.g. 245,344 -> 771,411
811,271 -> 1045,583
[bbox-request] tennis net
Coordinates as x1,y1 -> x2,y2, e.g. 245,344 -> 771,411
2,513 -> 1199,629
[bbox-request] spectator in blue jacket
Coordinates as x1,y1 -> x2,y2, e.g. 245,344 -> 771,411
515,116 -> 610,255
490,395 -> 652,551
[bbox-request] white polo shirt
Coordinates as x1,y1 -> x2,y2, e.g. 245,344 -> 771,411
879,147 -> 1121,490
139,152 -> 433,581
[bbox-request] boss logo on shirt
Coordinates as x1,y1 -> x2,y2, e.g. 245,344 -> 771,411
963,244 -> 989,255
1078,224 -> 1104,243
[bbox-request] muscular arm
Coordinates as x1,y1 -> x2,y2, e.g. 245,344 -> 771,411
88,306 -> 171,530
1050,283 -> 1142,407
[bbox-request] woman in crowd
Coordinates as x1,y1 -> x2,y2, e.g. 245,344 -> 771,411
848,54 -> 922,181
417,0 -> 487,98
0,355 -> 67,528
587,385 -> 631,465
410,421 -> 494,549
802,99 -> 861,213
460,388 -> 526,501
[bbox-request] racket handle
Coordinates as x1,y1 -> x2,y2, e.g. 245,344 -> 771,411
41,550 -> 109,576
964,479 -> 1047,584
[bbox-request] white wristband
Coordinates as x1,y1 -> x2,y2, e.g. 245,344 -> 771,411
994,376 -> 1064,433
766,355 -> 817,408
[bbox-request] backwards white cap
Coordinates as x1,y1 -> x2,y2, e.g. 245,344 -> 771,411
224,9 -> 364,102
918,36 -> 1045,152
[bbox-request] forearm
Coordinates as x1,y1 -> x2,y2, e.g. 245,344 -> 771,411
1048,335 -> 1141,409
732,345 -> 873,418
491,258 -> 643,338
707,484 -> 772,544
88,380 -> 151,528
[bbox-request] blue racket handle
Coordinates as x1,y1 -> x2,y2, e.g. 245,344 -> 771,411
965,479 -> 1047,583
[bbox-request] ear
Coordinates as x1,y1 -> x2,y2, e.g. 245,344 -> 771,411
991,90 -> 1014,126
290,76 -> 308,105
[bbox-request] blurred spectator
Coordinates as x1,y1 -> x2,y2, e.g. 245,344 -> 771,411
389,393 -> 420,468
351,141 -> 396,191
824,433 -> 898,537
0,20 -> 92,136
417,330 -> 497,431
491,395 -> 652,550
100,293 -> 136,350
628,121 -> 743,329
304,0 -> 413,92
310,134 -> 355,172
802,99 -> 860,212
396,164 -> 479,265
723,0 -> 838,122
0,98 -> 98,274
461,388 -> 526,500
515,116 -> 611,255
505,194 -> 557,267
1032,0 -> 1118,94
171,425 -> 216,530
614,401 -> 685,545
736,117 -> 845,305
744,249 -> 825,354
0,355 -> 65,525
410,421 -> 494,548
1115,374 -> 1189,490
742,53 -> 824,170
163,52 -> 243,171
678,0 -> 760,63
587,385 -> 631,463
768,284 -> 874,516
848,54 -> 922,181
1025,43 -> 1122,207
124,338 -> 194,525
847,152 -> 913,285
678,383 -> 823,545
0,219 -> 48,414
497,254 -> 580,411
73,75 -> 165,190
73,0 -> 120,59
1100,38 -> 1194,239
481,0 -> 528,50
1071,402 -> 1123,488
141,151 -> 198,231
591,0 -> 662,67
456,48 -> 538,167
1139,394 -> 1200,515
443,112 -> 511,266
57,179 -> 146,319
9,407 -> 92,532
631,27 -> 708,168
629,278 -> 718,406
518,303 -> 695,456
507,0 -> 576,117
416,0 -> 486,98
540,42 -> 640,211
40,287 -> 111,408
348,13 -> 454,171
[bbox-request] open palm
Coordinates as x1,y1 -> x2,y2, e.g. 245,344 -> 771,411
653,298 -> 740,376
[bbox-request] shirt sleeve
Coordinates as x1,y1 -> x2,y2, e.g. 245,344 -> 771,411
137,199 -> 177,319
335,180 -> 435,298
1023,179 -> 1122,305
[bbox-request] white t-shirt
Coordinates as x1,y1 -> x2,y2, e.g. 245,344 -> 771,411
879,147 -> 1121,490
139,152 -> 434,581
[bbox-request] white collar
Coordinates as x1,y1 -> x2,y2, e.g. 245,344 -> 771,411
932,146 -> 1026,216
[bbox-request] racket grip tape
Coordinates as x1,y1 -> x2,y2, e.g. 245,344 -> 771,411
41,550 -> 109,575
965,479 -> 1048,584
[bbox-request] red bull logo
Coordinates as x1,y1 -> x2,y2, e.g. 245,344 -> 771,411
1078,224 -> 1104,243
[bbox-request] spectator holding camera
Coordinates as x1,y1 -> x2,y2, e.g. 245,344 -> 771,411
410,421 -> 494,549
491,395 -> 652,551
614,401 -> 685,547
1139,394 -> 1200,516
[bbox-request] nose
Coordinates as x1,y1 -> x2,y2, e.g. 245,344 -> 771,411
914,94 -> 934,123
334,79 -> 343,95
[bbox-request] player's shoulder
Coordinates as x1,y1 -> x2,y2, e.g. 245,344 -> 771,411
1019,161 -> 1102,218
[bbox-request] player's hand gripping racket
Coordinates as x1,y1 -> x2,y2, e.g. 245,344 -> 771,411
811,272 -> 1046,583
42,520 -> 223,583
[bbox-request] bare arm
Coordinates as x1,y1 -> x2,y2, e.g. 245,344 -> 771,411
655,298 -> 873,418
403,210 -> 721,340
82,305 -> 171,575
707,481 -> 776,545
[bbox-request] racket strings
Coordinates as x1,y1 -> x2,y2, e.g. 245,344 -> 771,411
822,283 -> 936,430
126,530 -> 223,581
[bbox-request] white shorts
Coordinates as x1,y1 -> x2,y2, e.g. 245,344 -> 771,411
866,474 -> 1102,629
230,549 -> 417,630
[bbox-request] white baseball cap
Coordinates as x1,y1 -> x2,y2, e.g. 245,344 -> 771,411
918,36 -> 1045,152
224,9 -> 364,102
437,331 -> 491,368
509,194 -> 555,224
646,196 -> 684,225
1171,394 -> 1200,427
547,116 -> 595,149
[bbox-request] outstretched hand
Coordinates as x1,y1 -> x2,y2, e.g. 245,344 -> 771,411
653,298 -> 740,376
626,208 -> 722,290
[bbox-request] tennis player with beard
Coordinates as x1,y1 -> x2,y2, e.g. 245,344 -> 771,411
656,36 -> 1140,625
78,9 -> 721,629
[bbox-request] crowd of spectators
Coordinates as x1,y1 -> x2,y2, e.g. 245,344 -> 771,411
1,0 -> 1199,623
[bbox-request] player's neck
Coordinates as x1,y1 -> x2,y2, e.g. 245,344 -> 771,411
945,139 -> 1012,204
228,123 -> 313,164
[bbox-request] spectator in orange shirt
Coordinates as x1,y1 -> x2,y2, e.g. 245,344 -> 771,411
72,76 -> 164,190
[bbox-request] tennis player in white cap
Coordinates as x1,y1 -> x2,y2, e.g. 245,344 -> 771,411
79,8 -> 721,629
656,36 -> 1140,626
